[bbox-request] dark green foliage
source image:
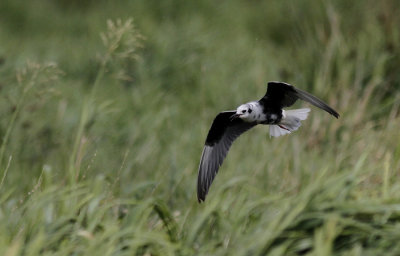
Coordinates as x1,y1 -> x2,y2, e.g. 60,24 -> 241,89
0,0 -> 400,255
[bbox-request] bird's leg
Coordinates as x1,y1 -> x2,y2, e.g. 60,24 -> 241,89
278,124 -> 290,131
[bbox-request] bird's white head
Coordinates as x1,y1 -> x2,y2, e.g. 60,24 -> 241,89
232,104 -> 254,122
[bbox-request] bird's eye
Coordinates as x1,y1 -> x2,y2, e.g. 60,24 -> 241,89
242,110 -> 246,113
248,109 -> 252,113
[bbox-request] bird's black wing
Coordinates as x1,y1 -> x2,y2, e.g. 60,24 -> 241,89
197,111 -> 256,202
260,81 -> 339,118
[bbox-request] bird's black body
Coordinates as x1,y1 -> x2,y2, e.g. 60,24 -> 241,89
260,108 -> 283,124
197,82 -> 339,202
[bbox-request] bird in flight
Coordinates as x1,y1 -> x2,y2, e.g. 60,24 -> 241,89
197,81 -> 339,202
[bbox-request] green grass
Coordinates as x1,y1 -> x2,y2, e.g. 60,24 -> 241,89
0,0 -> 400,255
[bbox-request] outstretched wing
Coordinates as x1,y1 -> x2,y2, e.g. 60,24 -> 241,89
261,81 -> 339,118
197,111 -> 256,202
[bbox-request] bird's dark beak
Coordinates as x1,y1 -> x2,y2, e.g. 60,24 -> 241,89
230,113 -> 241,121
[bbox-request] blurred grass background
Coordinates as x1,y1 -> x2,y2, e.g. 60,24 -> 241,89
0,0 -> 400,255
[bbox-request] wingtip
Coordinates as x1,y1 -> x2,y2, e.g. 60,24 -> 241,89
197,184 -> 207,203
332,111 -> 340,119
197,193 -> 206,203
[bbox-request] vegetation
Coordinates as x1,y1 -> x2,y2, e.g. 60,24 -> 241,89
0,0 -> 400,255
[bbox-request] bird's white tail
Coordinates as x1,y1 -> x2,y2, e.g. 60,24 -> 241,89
269,108 -> 310,137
